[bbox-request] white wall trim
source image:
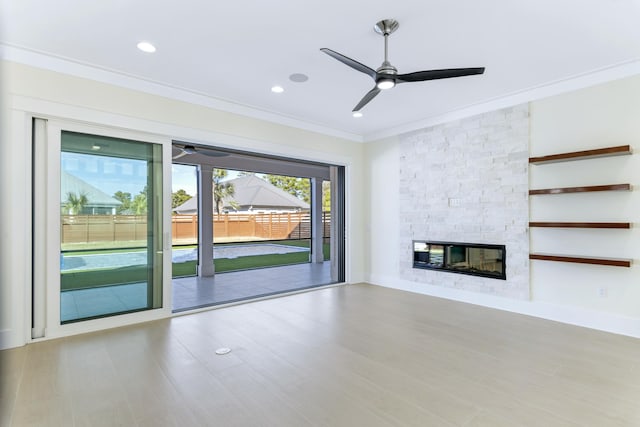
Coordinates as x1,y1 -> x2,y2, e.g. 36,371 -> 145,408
38,308 -> 174,343
11,95 -> 351,167
0,329 -> 21,350
368,274 -> 640,339
5,44 -> 638,145
0,44 -> 363,143
365,59 -> 640,142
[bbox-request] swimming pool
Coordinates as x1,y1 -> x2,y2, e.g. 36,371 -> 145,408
61,244 -> 309,272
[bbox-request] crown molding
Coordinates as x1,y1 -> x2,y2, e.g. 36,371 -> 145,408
3,44 -> 638,144
0,44 -> 363,143
364,59 -> 640,141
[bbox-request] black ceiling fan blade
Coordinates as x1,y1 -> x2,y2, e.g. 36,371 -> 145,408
353,86 -> 381,112
397,67 -> 485,83
197,148 -> 229,158
320,48 -> 377,79
172,150 -> 189,160
173,144 -> 229,158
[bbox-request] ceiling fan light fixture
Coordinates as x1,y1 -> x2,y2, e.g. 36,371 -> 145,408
352,112 -> 363,118
376,78 -> 395,90
271,85 -> 284,93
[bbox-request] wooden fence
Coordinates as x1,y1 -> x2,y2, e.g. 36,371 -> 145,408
61,212 -> 330,244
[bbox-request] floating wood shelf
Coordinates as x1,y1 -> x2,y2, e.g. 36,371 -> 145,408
529,145 -> 632,164
529,222 -> 631,229
529,183 -> 631,195
529,253 -> 632,268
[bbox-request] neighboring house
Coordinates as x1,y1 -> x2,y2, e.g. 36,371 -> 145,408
173,175 -> 309,214
61,171 -> 122,215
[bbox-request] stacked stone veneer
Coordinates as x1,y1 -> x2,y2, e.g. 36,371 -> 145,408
399,104 -> 530,300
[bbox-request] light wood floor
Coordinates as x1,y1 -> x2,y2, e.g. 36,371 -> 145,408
2,283 -> 640,426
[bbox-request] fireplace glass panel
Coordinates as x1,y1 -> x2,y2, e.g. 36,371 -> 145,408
413,241 -> 506,280
413,242 -> 444,267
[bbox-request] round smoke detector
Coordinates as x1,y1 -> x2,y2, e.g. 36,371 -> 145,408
289,73 -> 309,83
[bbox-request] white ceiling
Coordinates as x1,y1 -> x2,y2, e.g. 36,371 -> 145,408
2,0 -> 640,141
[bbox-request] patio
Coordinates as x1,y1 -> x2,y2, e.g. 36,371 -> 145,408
61,261 -> 333,321
172,261 -> 332,312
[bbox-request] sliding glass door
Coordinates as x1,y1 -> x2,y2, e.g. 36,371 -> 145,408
58,131 -> 163,322
33,120 -> 168,334
60,131 -> 162,323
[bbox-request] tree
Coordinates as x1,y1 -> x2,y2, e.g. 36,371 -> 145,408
322,181 -> 331,212
131,186 -> 147,215
64,191 -> 88,215
213,169 -> 236,214
172,189 -> 192,209
265,175 -> 310,203
113,191 -> 132,214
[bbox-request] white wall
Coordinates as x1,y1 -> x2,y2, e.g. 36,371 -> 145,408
366,75 -> 640,338
3,59 -> 639,347
0,60 -> 16,349
0,61 -> 365,349
363,136 -> 400,283
529,75 -> 640,318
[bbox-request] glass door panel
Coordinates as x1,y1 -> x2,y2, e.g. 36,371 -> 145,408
59,131 -> 162,323
171,163 -> 198,278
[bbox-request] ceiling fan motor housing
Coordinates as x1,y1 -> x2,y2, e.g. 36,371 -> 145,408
376,61 -> 397,75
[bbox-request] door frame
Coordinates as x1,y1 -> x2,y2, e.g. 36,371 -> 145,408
9,93 -> 353,348
32,118 -> 173,339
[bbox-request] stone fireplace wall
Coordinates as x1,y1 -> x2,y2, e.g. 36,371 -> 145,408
398,104 -> 530,299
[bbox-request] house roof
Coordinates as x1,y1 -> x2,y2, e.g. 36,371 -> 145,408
174,175 -> 309,213
61,171 -> 121,207
229,175 -> 309,210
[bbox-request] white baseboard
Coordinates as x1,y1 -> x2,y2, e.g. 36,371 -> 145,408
0,328 -> 23,350
368,274 -> 640,339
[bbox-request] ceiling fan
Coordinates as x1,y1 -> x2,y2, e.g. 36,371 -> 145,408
321,19 -> 485,112
172,144 -> 230,160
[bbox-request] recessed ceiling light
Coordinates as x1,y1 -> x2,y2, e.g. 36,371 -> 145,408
289,73 -> 309,83
271,85 -> 284,93
352,112 -> 363,118
137,41 -> 156,53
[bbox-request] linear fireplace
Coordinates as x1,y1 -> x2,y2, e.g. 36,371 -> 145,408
413,241 -> 506,280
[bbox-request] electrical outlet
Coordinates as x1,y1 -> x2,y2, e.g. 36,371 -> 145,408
598,287 -> 608,298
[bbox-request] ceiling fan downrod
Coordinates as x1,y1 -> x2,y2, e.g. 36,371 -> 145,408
374,19 -> 399,89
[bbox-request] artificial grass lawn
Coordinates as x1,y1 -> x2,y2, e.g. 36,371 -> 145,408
172,252 -> 310,278
61,240 -> 330,290
172,241 -> 330,277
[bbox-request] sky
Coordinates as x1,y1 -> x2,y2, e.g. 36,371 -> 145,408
172,165 -> 243,196
62,152 -> 148,197
171,164 -> 198,195
62,151 -> 253,200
